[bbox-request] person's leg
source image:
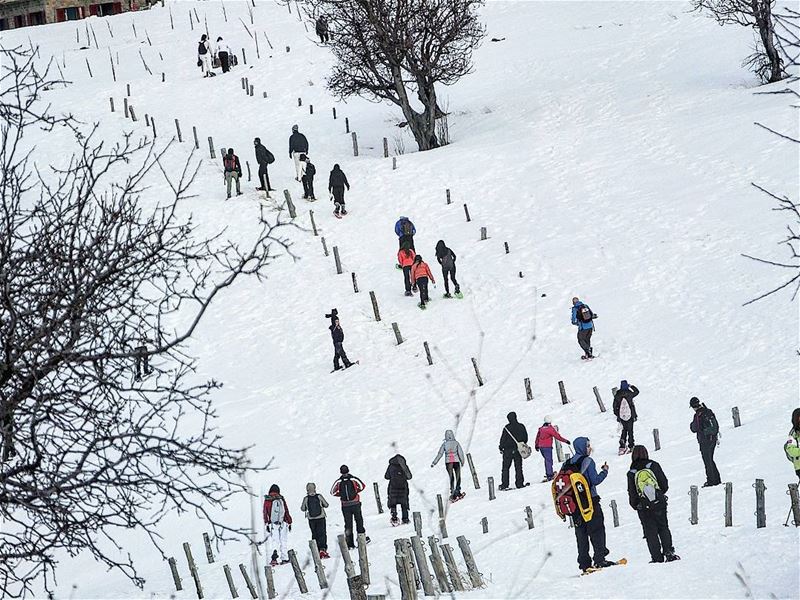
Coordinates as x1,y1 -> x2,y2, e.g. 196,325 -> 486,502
419,278 -> 429,304
500,451 -> 512,488
513,451 -> 524,487
574,520 -> 591,571
279,523 -> 289,561
446,462 -> 456,496
339,343 -> 352,367
708,442 -> 721,484
442,268 -> 450,294
657,508 -> 674,556
390,500 -> 398,520
640,510 -> 663,562
343,506 -> 355,547
333,344 -> 342,370
700,442 -> 719,484
234,171 -> 241,194
403,266 -> 412,293
221,52 -> 229,72
258,165 -> 267,190
225,172 -> 232,197
401,496 -> 409,522
308,177 -> 315,199
587,502 -> 608,566
354,505 -> 365,535
451,265 -> 459,293
543,447 -> 554,479
453,462 -> 462,495
319,517 -> 328,552
577,328 -> 591,357
302,175 -> 310,198
265,167 -> 272,191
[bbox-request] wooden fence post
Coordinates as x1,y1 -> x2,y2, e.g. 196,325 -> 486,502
283,189 -> 297,218
351,272 -> 359,293
423,341 -> 433,365
333,107 -> 337,119
480,517 -> 488,533
466,453 -> 480,489
524,377 -> 533,401
487,476 -> 495,501
427,537 -> 451,593
239,564 -> 258,599
264,566 -> 276,599
242,48 -> 247,64
653,428 -> 661,451
369,291 -> 381,321
410,536 -> 434,596
321,237 -> 329,257
554,438 -> 564,462
332,246 -> 342,274
372,482 -> 384,514
309,540 -> 328,589
732,406 -> 741,427
203,532 -> 214,563
393,157 -> 397,170
338,534 -> 357,578
245,160 -> 251,181
725,482 -> 733,527
208,136 -> 215,158
463,204 -> 471,222
395,539 -> 419,592
309,104 -> 313,114
395,551 -> 417,600
175,118 -> 183,142
558,380 -> 568,404
126,82 -> 131,97
504,241 -> 510,254
609,500 -> 619,527
352,132 -> 359,156
754,479 -> 766,528
223,564 -> 239,598
129,105 -> 137,122
168,557 -> 182,591
689,485 -> 699,525
345,117 -> 350,133
446,189 -> 451,204
480,227 -> 487,241
288,549 -> 309,594
471,357 -> 484,386
788,483 -> 800,526
123,97 -> 129,118
456,536 -> 482,588
383,137 -> 389,158
413,512 -> 423,539
309,210 -> 318,235
392,322 -> 404,345
524,506 -> 534,529
357,533 -> 370,586
109,97 -> 115,112
192,126 -> 199,149
436,494 -> 445,520
183,542 -> 203,598
593,386 -> 606,412
85,57 -> 93,77
440,544 -> 465,592
298,97 -> 302,106
439,517 -> 448,539
150,117 -> 157,138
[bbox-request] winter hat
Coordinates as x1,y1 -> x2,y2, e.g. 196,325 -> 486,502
414,254 -> 422,263
292,124 -> 299,132
690,397 -> 701,409
227,147 -> 234,155
340,464 -> 349,474
306,482 -> 317,495
254,137 -> 261,144
268,484 -> 280,494
543,415 -> 552,424
620,380 -> 629,391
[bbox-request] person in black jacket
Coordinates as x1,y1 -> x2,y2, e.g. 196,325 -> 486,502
627,445 -> 679,563
329,313 -> 353,371
254,137 -> 275,194
384,454 -> 412,525
613,380 -> 639,455
435,240 -> 460,297
289,125 -> 309,181
315,16 -> 329,43
498,412 -> 528,490
689,397 -> 721,487
300,154 -> 316,200
328,164 -> 350,216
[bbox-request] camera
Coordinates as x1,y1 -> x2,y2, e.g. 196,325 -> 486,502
325,308 -> 338,319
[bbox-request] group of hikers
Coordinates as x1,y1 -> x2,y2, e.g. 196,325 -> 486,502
197,34 -> 237,77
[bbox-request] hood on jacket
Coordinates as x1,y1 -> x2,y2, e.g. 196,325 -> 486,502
572,437 -> 590,456
507,411 -> 518,424
389,454 -> 406,466
620,380 -> 629,391
292,124 -> 299,132
792,408 -> 800,430
332,163 -> 341,172
306,482 -> 317,495
399,215 -> 408,221
435,240 -> 447,256
269,483 -> 280,494
444,429 -> 455,441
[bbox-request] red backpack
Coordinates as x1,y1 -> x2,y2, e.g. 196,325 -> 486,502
223,154 -> 237,172
551,457 -> 593,522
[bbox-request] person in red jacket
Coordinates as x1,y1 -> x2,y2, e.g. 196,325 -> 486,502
331,465 -> 369,548
534,416 -> 571,482
263,484 -> 293,566
397,247 -> 417,297
410,255 -> 435,309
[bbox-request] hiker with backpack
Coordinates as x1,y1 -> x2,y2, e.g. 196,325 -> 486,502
613,380 -> 640,455
627,445 -> 679,563
315,16 -> 330,43
571,297 -> 596,360
331,465 -> 369,548
222,148 -> 242,199
689,397 -> 721,487
786,408 -> 800,481
552,437 -> 615,573
395,217 -> 416,250
385,454 -> 413,525
300,482 -> 330,558
300,154 -> 317,200
216,36 -> 232,73
410,255 -> 435,309
398,247 -> 416,296
328,164 -> 350,217
289,125 -> 309,181
534,416 -> 570,482
197,34 -> 213,77
435,240 -> 461,298
431,429 -> 466,501
499,412 -> 529,490
254,137 -> 275,195
328,310 -> 354,371
263,484 -> 293,566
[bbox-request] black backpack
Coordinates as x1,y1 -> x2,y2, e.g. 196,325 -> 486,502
306,494 -> 322,518
266,150 -> 275,164
306,163 -> 316,177
401,220 -> 414,236
198,41 -> 207,55
576,304 -> 593,323
388,464 -> 407,489
340,477 -> 357,501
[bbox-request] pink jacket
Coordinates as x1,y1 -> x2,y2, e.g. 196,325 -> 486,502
534,424 -> 569,449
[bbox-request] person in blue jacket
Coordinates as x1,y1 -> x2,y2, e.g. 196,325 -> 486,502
395,216 -> 416,251
571,297 -> 595,360
564,437 -> 614,572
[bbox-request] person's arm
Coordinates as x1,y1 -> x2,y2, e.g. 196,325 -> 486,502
404,464 -> 412,480
431,443 -> 445,466
263,499 -> 270,524
627,472 -> 638,510
690,417 -> 698,433
343,174 -> 350,190
457,442 -> 466,465
328,175 -> 334,192
236,157 -> 242,175
571,306 -> 578,325
519,424 -> 528,444
289,138 -> 293,158
451,250 -> 457,262
583,457 -> 607,486
384,466 -> 392,480
320,494 -> 329,508
284,503 -> 292,525
552,428 -> 570,444
300,496 -> 308,513
654,462 -> 669,494
331,480 -> 340,496
629,386 -> 640,399
354,477 -> 366,493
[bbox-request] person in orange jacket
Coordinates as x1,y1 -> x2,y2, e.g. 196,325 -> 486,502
410,255 -> 435,308
397,247 -> 417,297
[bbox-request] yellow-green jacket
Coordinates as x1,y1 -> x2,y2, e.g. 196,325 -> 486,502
785,429 -> 800,470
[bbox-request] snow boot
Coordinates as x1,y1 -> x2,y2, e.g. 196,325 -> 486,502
401,519 -> 410,525
443,293 -> 452,298
665,553 -> 681,562
390,517 -> 400,527
618,447 -> 627,456
320,550 -> 331,559
404,291 -> 413,297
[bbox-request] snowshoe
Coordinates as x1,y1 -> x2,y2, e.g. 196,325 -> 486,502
404,291 -> 413,297
333,211 -> 342,219
665,553 -> 681,562
345,361 -> 359,369
270,559 -> 278,566
581,558 -> 627,575
449,492 -> 466,503
401,519 -> 410,525
390,518 -> 401,527
418,302 -> 427,310
320,550 -> 331,559
454,291 -> 463,299
618,447 -> 627,456
443,293 -> 452,299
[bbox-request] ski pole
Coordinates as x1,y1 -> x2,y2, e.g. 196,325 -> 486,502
784,506 -> 793,527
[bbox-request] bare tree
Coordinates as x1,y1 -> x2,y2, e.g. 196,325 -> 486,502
0,46 -> 291,596
692,0 -> 785,83
304,0 -> 485,151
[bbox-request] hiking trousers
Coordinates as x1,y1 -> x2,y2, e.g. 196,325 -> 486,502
446,462 -> 462,497
638,507 -> 674,562
258,163 -> 271,191
225,171 -> 241,196
501,449 -> 524,488
699,438 -> 721,485
573,499 -> 608,571
308,517 -> 327,552
540,447 -> 554,479
333,342 -> 352,370
266,522 -> 289,562
577,327 -> 593,357
619,419 -> 635,449
442,266 -> 459,294
341,504 -> 365,548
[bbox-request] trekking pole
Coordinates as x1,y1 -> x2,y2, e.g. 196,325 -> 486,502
784,506 -> 793,527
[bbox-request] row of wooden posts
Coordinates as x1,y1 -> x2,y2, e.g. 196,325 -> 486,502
168,529 -> 482,600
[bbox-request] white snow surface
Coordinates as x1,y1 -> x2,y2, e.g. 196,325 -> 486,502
3,0 -> 799,598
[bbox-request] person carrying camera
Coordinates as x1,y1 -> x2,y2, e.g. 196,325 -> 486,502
327,309 -> 354,371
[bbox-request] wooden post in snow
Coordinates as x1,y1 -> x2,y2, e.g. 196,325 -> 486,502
203,532 -> 214,563
423,341 -> 433,365
208,136 -> 215,158
392,322 -> 404,345
412,512 -> 422,539
732,406 -> 741,427
264,566 -> 276,599
372,481 -> 384,514
554,438 -> 564,462
109,97 -> 115,112
410,536 -> 434,596
288,549 -> 308,594
440,544 -> 465,592
466,453 -> 480,489
689,485 -> 699,525
357,534 -> 370,586
480,227 -> 487,241
653,428 -> 661,451
609,500 -> 619,527
463,204 -> 471,222
351,272 -> 359,293
174,119 -> 183,143
487,476 -> 495,501
321,237 -> 329,256
309,540 -> 328,589
427,536 -> 451,593
593,386 -> 606,412
725,482 -> 733,527
524,377 -> 532,401
352,132 -> 359,156
755,479 -> 767,528
504,241 -> 510,254
524,506 -> 534,529
239,564 -> 258,599
471,357 -> 483,386
383,137 -> 389,158
183,542 -> 203,598
480,517 -> 488,533
558,380 -> 568,404
309,210 -> 318,236
223,564 -> 239,598
446,189 -> 451,204
457,536 -> 483,588
168,557 -> 182,591
192,126 -> 199,149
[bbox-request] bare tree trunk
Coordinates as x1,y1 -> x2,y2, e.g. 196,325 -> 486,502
752,0 -> 783,82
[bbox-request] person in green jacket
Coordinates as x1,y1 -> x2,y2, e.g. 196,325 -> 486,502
786,408 -> 800,481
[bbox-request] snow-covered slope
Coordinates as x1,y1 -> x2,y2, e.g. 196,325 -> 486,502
4,1 -> 799,598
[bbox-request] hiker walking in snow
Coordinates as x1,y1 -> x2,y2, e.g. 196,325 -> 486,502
254,137 -> 275,194
534,416 -> 570,482
216,36 -> 232,73
431,430 -> 466,501
435,240 -> 460,298
613,380 -> 640,455
397,247 -> 416,296
395,216 -> 416,250
328,311 -> 353,371
571,297 -> 595,360
499,411 -> 528,490
198,34 -> 213,77
301,482 -> 330,559
289,125 -> 309,181
786,408 -> 800,481
222,148 -> 242,199
331,465 -> 369,548
689,397 -> 721,487
263,484 -> 293,566
410,255 -> 435,309
300,154 -> 317,200
315,16 -> 329,43
559,437 -> 614,573
627,445 -> 679,563
385,454 -> 412,525
328,164 -> 349,216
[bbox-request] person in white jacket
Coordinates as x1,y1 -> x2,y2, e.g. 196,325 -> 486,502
216,36 -> 232,73
431,429 -> 466,501
198,34 -> 213,77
